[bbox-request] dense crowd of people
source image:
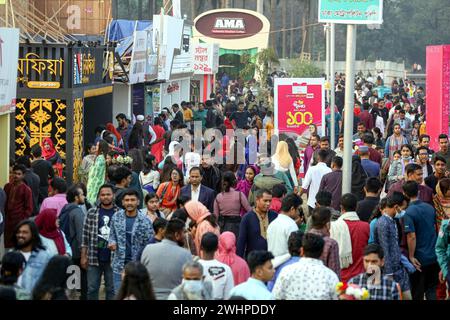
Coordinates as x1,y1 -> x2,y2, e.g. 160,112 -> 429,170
0,72 -> 449,301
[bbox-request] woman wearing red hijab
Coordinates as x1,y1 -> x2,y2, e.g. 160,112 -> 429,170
35,209 -> 71,257
41,138 -> 63,177
105,122 -> 123,148
216,232 -> 250,285
149,117 -> 166,164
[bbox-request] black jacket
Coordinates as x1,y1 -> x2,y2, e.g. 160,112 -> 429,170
180,184 -> 216,213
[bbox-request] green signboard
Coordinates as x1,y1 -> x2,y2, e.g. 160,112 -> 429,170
318,0 -> 383,24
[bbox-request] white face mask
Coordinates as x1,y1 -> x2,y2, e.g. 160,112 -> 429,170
395,209 -> 406,219
182,279 -> 203,300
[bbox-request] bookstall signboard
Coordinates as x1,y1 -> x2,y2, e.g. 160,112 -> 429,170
318,0 -> 383,24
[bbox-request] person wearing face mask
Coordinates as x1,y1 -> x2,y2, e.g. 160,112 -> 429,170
387,144 -> 414,188
168,261 -> 212,300
141,219 -> 192,300
374,193 -> 412,300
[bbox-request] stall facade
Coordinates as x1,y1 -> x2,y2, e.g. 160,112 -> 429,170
13,43 -> 114,184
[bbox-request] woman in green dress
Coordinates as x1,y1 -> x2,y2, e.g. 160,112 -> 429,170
86,140 -> 110,206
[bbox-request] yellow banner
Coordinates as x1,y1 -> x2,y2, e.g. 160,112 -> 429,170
27,81 -> 61,89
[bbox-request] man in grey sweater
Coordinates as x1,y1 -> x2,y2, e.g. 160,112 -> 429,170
141,218 -> 193,300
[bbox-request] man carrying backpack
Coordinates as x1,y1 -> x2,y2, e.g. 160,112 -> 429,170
60,185 -> 87,300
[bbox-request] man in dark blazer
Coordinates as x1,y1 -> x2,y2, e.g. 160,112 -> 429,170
181,167 -> 216,213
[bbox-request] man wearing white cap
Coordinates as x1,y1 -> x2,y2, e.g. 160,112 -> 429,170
136,114 -> 145,123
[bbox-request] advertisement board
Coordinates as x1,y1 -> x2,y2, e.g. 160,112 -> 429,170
318,0 -> 383,25
274,78 -> 325,137
426,45 -> 450,151
0,28 -> 19,115
192,43 -> 219,75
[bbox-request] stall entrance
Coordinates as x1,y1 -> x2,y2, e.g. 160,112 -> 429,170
83,93 -> 113,147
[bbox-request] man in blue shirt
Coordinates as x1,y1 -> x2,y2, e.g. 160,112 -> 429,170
359,146 -> 381,178
237,189 -> 278,258
229,250 -> 275,300
402,181 -> 439,300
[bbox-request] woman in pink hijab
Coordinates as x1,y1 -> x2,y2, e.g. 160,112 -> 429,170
216,232 -> 250,285
184,200 -> 220,254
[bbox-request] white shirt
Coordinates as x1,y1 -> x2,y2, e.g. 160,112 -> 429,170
375,115 -> 385,135
191,185 -> 200,202
267,214 -> 298,257
272,258 -> 339,300
139,170 -> 160,191
20,251 -> 31,262
302,162 -> 332,208
183,152 -> 201,178
199,259 -> 234,300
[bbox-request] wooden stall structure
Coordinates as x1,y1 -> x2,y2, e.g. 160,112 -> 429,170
13,43 -> 114,184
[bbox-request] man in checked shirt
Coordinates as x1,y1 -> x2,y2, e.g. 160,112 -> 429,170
349,244 -> 401,300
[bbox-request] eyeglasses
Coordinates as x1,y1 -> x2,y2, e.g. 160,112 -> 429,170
419,153 -> 428,156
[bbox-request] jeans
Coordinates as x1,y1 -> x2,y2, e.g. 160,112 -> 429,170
87,262 -> 114,300
113,272 -> 123,295
409,262 -> 439,300
72,258 -> 87,300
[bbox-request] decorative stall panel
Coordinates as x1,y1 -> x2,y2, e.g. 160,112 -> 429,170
15,98 -> 67,160
72,98 -> 84,183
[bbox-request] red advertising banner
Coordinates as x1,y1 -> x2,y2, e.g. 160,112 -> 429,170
426,45 -> 450,151
274,78 -> 325,136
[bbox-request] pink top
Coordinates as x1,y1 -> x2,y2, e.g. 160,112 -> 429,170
39,193 -> 68,217
214,188 -> 252,218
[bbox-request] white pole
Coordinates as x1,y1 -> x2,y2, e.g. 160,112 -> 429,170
257,0 -> 263,14
330,23 -> 336,148
342,24 -> 357,195
5,0 -> 8,27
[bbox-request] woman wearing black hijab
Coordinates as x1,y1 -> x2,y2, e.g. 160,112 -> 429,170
351,155 -> 368,201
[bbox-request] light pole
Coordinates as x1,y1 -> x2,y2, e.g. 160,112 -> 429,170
342,24 -> 357,194
330,23 -> 336,148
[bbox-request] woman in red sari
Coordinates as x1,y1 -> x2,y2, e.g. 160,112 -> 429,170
41,138 -> 63,177
149,117 -> 166,164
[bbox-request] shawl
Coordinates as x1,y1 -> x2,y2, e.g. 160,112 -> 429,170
434,181 -> 450,228
35,209 -> 66,255
156,181 -> 180,210
330,211 -> 360,269
41,138 -> 57,160
216,232 -> 250,285
235,165 -> 259,198
388,134 -> 407,159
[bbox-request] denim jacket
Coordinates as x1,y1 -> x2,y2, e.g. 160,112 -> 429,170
20,248 -> 51,294
108,209 -> 153,274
